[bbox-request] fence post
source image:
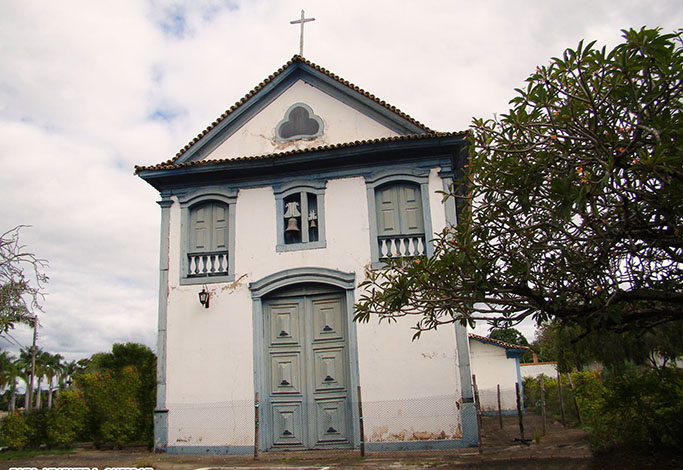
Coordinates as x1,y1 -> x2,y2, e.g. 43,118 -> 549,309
540,375 -> 546,436
567,373 -> 582,425
515,382 -> 525,443
472,374 -> 483,454
557,370 -> 566,427
497,384 -> 503,429
254,392 -> 259,459
357,386 -> 365,457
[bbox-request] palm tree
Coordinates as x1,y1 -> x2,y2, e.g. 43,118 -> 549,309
0,350 -> 12,410
18,347 -> 34,412
5,354 -> 21,412
32,349 -> 51,410
45,352 -> 63,409
58,359 -> 81,391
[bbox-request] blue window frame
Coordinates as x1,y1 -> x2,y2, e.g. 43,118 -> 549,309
274,181 -> 326,252
178,188 -> 237,285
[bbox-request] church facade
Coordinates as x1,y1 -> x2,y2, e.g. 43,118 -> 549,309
136,56 -> 477,453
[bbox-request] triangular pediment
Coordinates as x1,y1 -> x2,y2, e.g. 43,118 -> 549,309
172,56 -> 434,165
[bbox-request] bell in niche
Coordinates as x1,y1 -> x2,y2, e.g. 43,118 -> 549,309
284,201 -> 301,233
308,210 -> 317,229
285,217 -> 300,233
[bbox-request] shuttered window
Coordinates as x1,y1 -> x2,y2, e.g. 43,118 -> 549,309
188,201 -> 230,277
374,182 -> 427,261
375,183 -> 424,236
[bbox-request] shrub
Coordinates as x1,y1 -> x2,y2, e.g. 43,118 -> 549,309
523,373 -> 582,425
573,368 -> 683,451
78,366 -> 142,448
0,412 -> 30,450
47,390 -> 88,447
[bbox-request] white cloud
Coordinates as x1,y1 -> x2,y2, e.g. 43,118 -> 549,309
1,0 -> 681,361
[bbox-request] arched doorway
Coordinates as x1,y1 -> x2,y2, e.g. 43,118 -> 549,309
250,268 -> 358,451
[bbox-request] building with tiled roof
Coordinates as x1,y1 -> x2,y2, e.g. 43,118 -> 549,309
468,334 -> 530,414
137,55 -> 475,454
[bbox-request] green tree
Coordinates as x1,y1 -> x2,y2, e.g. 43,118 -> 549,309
0,226 -> 48,334
80,343 -> 156,445
488,328 -> 529,346
535,319 -> 683,372
356,27 -> 683,337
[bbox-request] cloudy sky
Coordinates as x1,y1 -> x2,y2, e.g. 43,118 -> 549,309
1,0 -> 681,361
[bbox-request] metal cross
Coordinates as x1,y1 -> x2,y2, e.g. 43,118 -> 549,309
290,9 -> 315,57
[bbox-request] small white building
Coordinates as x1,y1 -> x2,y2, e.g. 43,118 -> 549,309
520,361 -> 559,378
468,334 -> 528,414
136,56 -> 477,453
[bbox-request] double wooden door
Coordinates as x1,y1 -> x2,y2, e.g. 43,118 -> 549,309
263,290 -> 352,450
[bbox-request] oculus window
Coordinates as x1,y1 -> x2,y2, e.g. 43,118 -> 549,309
276,103 -> 324,141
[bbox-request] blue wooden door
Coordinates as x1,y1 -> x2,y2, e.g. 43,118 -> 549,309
264,291 -> 351,449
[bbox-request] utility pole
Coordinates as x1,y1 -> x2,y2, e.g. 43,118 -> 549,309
27,315 -> 38,412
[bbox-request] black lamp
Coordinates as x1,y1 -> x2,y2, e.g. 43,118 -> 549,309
198,287 -> 210,308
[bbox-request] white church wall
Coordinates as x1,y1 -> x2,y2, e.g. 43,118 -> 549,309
162,169 -> 466,447
468,340 -> 521,412
203,80 -> 399,161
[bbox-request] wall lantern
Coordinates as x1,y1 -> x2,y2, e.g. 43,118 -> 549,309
198,286 -> 210,309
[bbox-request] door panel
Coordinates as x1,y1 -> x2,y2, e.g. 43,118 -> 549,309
315,399 -> 348,443
264,291 -> 351,449
269,302 -> 302,346
271,353 -> 302,395
313,348 -> 345,392
272,403 -> 305,446
312,297 -> 343,341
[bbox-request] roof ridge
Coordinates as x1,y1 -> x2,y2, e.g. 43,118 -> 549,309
135,131 -> 466,174
170,55 -> 435,164
468,333 -> 530,350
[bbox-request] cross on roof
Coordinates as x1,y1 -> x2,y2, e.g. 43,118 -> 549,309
290,9 -> 315,57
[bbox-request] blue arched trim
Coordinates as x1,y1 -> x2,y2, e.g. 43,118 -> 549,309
249,267 -> 355,299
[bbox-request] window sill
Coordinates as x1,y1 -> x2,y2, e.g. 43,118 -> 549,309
179,274 -> 235,286
276,241 -> 327,253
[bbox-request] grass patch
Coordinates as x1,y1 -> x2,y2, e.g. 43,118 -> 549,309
0,448 -> 75,461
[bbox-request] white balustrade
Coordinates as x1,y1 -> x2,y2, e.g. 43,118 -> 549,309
188,251 -> 229,276
378,235 -> 426,260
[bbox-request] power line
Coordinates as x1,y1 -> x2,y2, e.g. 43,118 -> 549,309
0,331 -> 28,350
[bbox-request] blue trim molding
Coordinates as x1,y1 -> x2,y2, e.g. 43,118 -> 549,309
249,267 -> 356,298
154,198 -> 172,452
166,445 -> 253,455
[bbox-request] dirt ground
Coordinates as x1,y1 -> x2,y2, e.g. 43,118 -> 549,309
1,414 -> 681,470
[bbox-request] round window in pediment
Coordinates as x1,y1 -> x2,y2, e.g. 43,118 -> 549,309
276,103 -> 324,141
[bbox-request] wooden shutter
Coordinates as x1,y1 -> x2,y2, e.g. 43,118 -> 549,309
190,202 -> 229,252
399,184 -> 424,234
211,203 -> 228,251
190,203 -> 209,251
376,183 -> 424,236
375,185 -> 400,235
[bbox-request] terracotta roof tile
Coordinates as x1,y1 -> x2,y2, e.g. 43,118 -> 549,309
169,55 -> 436,164
135,131 -> 467,174
468,333 -> 530,350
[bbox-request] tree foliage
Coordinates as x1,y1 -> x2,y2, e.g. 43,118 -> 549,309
356,28 -> 683,337
535,319 -> 683,372
0,226 -> 48,334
